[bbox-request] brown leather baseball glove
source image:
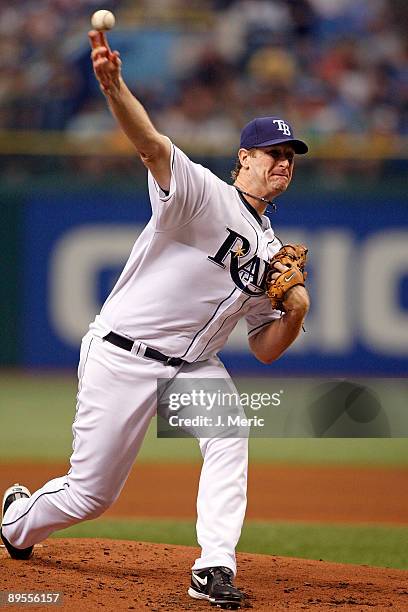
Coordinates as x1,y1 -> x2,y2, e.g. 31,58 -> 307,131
266,244 -> 308,310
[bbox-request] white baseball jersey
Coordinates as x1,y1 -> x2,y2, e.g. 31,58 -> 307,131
93,143 -> 283,361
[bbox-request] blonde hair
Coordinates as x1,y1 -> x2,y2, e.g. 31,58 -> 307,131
230,149 -> 256,181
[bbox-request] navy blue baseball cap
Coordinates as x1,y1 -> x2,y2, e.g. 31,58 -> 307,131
240,116 -> 308,154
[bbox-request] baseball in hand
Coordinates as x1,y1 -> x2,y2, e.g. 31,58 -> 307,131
91,9 -> 116,31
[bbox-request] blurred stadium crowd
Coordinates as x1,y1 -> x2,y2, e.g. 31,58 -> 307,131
0,0 -> 407,179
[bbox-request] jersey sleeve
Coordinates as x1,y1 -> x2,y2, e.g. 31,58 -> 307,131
245,295 -> 283,338
147,142 -> 209,230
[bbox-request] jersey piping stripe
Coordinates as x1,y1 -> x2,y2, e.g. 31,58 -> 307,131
78,337 -> 93,394
238,205 -> 263,290
155,144 -> 175,196
70,337 -> 94,471
274,234 -> 284,249
239,208 -> 259,255
194,296 -> 251,361
235,188 -> 261,260
237,191 -> 263,226
2,483 -> 70,527
248,319 -> 277,337
237,208 -> 279,337
179,287 -> 237,359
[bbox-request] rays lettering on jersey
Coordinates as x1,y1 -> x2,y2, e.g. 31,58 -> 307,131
208,228 -> 268,296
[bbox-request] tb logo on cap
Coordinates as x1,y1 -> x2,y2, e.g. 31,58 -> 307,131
273,119 -> 291,136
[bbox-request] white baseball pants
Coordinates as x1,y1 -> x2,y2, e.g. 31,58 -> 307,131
2,331 -> 248,575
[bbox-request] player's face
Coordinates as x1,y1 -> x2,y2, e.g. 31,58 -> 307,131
250,144 -> 295,196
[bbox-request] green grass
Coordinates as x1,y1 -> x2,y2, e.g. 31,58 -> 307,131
247,438 -> 408,465
53,518 -> 408,570
1,373 -> 408,465
3,374 -> 407,572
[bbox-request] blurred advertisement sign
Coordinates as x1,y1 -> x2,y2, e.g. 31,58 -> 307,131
22,192 -> 408,373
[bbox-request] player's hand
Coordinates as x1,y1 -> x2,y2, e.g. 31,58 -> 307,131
272,262 -> 310,315
88,30 -> 122,95
268,260 -> 288,282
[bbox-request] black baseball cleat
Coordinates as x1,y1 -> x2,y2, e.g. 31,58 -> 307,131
1,483 -> 33,560
188,566 -> 247,609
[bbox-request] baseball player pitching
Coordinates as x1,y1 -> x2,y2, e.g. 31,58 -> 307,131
1,29 -> 309,610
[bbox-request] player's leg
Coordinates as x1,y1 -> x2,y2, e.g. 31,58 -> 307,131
194,434 -> 248,575
176,357 -> 248,575
1,333 -> 162,550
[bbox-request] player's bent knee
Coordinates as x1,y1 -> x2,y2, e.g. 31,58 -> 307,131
72,492 -> 113,521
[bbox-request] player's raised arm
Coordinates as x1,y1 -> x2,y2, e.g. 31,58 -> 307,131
88,30 -> 171,190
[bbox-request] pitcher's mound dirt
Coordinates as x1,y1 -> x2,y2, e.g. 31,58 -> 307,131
1,539 -> 407,611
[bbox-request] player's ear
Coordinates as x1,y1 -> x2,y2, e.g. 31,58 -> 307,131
238,148 -> 251,170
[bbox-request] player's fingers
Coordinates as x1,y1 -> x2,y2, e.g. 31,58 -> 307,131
91,46 -> 109,61
89,31 -> 113,65
103,53 -> 121,77
94,58 -> 112,84
92,50 -> 119,77
111,50 -> 122,67
88,30 -> 102,49
89,33 -> 120,89
94,57 -> 110,70
272,261 -> 290,273
92,54 -> 111,81
98,31 -> 112,53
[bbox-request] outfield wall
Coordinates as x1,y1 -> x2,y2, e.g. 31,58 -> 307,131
1,183 -> 407,374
